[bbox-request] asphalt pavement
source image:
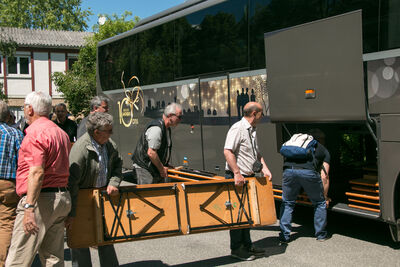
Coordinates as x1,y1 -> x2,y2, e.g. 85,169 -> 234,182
32,204 -> 400,267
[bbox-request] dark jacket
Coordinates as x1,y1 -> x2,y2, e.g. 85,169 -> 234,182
68,132 -> 123,217
131,119 -> 171,177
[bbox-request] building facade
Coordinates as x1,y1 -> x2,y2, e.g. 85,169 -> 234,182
0,27 -> 92,120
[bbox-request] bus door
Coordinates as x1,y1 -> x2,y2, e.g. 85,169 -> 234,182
262,11 -> 388,218
199,74 -> 231,176
263,10 -> 366,123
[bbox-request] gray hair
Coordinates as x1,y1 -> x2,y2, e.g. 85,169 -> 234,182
86,112 -> 113,136
25,92 -> 52,116
0,100 -> 9,122
164,103 -> 182,116
243,102 -> 262,117
90,96 -> 109,111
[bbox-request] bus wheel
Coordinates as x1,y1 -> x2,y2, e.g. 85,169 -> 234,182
389,221 -> 400,242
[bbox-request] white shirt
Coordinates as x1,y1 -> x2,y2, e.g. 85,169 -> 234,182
224,117 -> 259,176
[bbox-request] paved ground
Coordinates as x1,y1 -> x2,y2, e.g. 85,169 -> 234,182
33,205 -> 400,267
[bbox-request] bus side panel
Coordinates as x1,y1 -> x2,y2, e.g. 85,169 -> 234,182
379,142 -> 400,223
368,56 -> 400,115
380,114 -> 400,223
257,122 -> 283,186
171,123 -> 203,171
107,91 -> 150,169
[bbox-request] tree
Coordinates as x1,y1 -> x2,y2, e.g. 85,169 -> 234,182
0,0 -> 91,31
53,12 -> 139,116
0,82 -> 7,101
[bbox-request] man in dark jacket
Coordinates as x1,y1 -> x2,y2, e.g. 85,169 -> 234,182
52,103 -> 77,142
132,103 -> 182,184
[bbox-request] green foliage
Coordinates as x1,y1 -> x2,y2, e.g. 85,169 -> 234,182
340,133 -> 365,167
53,12 -> 138,116
0,28 -> 17,57
0,0 -> 91,31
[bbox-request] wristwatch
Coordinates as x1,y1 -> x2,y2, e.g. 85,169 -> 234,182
23,203 -> 35,209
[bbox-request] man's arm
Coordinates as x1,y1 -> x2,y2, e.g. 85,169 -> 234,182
260,156 -> 272,181
321,162 -> 330,206
224,149 -> 245,186
24,166 -> 44,235
147,148 -> 168,178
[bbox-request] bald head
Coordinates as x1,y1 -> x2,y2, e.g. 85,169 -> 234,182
243,102 -> 262,117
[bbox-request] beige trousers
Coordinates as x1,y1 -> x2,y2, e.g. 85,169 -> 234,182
0,180 -> 19,267
5,191 -> 71,267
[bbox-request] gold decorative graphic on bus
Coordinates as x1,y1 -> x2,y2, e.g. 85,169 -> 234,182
117,72 -> 144,127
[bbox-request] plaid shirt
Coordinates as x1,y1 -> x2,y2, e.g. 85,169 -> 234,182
0,122 -> 23,179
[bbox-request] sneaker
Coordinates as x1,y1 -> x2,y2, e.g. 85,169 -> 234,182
247,246 -> 265,256
231,246 -> 256,261
278,236 -> 290,244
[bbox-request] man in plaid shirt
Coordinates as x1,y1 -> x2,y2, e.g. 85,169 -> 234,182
0,101 -> 23,267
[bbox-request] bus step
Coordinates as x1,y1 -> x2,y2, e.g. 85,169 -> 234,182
347,198 -> 380,207
345,192 -> 379,201
273,195 -> 311,205
350,186 -> 379,194
349,178 -> 379,187
273,189 -> 311,204
348,204 -> 380,213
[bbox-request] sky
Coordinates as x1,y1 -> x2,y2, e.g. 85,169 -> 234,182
81,0 -> 187,31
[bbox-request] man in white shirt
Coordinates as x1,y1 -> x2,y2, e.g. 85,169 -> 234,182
224,102 -> 272,261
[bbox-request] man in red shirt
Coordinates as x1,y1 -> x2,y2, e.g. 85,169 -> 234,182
6,92 -> 71,267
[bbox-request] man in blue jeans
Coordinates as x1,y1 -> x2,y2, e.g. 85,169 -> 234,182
279,129 -> 330,243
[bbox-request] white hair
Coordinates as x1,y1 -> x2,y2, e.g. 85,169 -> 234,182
24,92 -> 52,116
164,103 -> 182,116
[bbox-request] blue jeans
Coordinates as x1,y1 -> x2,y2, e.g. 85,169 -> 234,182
279,169 -> 327,240
225,172 -> 252,251
71,244 -> 119,267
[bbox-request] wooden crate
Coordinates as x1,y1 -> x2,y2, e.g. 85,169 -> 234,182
67,177 -> 276,248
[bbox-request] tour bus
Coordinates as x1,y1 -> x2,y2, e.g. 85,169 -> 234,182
96,0 -> 400,241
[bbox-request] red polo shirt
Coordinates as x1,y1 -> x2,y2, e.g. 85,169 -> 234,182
16,117 -> 71,196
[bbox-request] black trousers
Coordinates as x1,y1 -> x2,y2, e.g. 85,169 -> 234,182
225,171 -> 252,250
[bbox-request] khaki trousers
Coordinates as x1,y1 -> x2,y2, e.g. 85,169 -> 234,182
0,180 -> 19,267
5,191 -> 71,267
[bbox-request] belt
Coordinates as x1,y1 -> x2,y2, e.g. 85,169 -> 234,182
225,170 -> 255,178
283,166 -> 311,170
22,187 -> 68,197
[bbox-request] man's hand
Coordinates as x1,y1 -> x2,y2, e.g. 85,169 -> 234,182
65,216 -> 74,230
23,209 -> 39,235
160,166 -> 169,178
325,197 -> 332,208
107,185 -> 119,196
234,172 -> 245,186
262,167 -> 272,181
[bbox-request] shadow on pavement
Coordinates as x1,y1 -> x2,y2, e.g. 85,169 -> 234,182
121,260 -> 168,266
271,204 -> 400,249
